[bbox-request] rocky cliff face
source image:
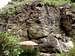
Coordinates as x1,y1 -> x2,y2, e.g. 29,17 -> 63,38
0,1 -> 74,55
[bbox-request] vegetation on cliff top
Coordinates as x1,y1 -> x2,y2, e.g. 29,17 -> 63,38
0,0 -> 71,15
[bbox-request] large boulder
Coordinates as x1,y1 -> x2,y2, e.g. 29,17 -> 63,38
37,33 -> 73,53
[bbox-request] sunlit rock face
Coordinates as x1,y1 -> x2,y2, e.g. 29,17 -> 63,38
0,1 -> 74,54
0,0 -> 11,9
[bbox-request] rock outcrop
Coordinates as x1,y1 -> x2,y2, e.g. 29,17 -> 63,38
0,1 -> 74,55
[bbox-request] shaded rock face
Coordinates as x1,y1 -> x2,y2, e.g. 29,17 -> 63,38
0,1 -> 74,54
71,10 -> 75,39
59,4 -> 75,39
60,7 -> 73,36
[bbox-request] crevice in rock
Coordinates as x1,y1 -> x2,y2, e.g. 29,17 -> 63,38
60,7 -> 73,36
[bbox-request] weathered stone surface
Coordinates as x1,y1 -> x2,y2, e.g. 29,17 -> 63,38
6,1 -> 60,40
0,1 -> 74,54
40,53 -> 55,56
19,41 -> 38,48
37,33 -> 73,53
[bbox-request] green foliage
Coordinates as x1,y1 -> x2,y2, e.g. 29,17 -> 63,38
71,3 -> 75,11
67,48 -> 75,56
0,32 -> 23,56
41,0 -> 71,6
0,32 -> 39,56
0,0 -> 33,16
0,0 -> 71,16
19,48 -> 39,56
12,0 -> 25,2
56,53 -> 66,56
0,1 -> 23,16
71,0 -> 75,2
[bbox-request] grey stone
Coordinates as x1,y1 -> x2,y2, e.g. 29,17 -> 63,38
40,53 -> 56,56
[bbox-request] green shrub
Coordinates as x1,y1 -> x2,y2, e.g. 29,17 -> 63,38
71,3 -> 75,11
12,0 -> 24,1
67,48 -> 75,56
19,48 -> 39,56
41,0 -> 71,6
56,53 -> 66,56
0,0 -> 71,17
0,32 -> 23,56
0,0 -> 32,16
71,0 -> 75,2
0,32 -> 39,56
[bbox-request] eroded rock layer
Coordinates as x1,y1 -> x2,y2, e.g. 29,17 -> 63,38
0,1 -> 74,55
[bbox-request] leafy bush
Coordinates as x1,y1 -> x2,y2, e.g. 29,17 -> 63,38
67,48 -> 75,56
0,32 -> 23,56
19,48 -> 39,56
0,0 -> 71,17
71,0 -> 75,2
0,0 -> 32,16
41,0 -> 71,6
12,0 -> 25,2
71,3 -> 75,11
56,53 -> 66,56
0,32 -> 39,56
